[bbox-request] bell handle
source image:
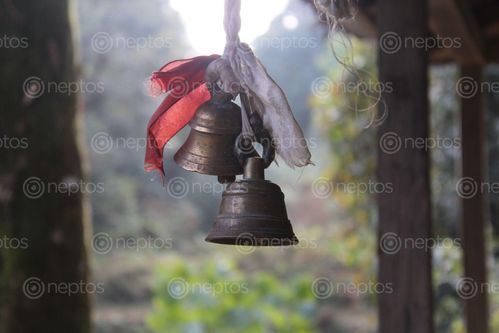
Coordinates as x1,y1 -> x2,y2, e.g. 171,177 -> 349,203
234,131 -> 275,169
258,129 -> 275,168
235,96 -> 275,168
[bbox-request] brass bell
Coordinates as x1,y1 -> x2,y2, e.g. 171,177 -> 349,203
205,157 -> 299,246
174,92 -> 251,179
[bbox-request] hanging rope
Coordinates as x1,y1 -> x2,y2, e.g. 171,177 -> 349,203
312,0 -> 387,128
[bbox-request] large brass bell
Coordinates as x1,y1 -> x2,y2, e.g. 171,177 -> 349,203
174,92 -> 252,178
205,157 -> 299,246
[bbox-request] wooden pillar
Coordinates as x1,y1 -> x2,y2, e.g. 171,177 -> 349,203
377,0 -> 433,332
460,65 -> 488,333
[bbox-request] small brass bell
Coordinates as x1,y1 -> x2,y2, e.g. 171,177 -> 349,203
205,157 -> 299,246
174,92 -> 253,179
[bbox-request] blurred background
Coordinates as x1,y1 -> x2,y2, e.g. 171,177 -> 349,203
1,0 -> 499,332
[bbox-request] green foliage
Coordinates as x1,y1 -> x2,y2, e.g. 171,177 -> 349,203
78,0 -> 191,234
311,39 -> 379,225
432,245 -> 464,332
310,39 -> 380,283
428,65 -> 461,236
147,259 -> 318,333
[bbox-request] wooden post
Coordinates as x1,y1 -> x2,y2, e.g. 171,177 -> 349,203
377,0 -> 433,332
460,65 -> 489,333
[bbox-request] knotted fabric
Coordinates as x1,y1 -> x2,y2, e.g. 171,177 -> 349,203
144,55 -> 220,176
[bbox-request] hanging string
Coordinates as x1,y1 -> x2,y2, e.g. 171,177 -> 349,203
313,0 -> 387,128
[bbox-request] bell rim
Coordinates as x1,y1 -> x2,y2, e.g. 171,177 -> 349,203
205,217 -> 298,247
204,235 -> 299,246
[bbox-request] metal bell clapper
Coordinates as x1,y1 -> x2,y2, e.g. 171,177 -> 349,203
174,91 -> 255,181
205,157 -> 299,246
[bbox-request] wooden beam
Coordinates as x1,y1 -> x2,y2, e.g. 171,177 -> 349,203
377,0 -> 433,332
429,0 -> 485,65
460,65 -> 489,333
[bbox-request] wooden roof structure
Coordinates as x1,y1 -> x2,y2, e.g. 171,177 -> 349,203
337,0 -> 499,64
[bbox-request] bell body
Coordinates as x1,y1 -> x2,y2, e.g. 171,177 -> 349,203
205,158 -> 298,246
174,97 -> 244,176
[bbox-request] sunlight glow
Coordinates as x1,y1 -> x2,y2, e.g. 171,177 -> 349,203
282,14 -> 299,30
170,0 -> 289,55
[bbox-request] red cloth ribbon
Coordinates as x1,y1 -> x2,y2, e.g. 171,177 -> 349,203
145,54 -> 220,176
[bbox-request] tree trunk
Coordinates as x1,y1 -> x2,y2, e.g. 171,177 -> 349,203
0,0 -> 91,332
377,0 -> 434,332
